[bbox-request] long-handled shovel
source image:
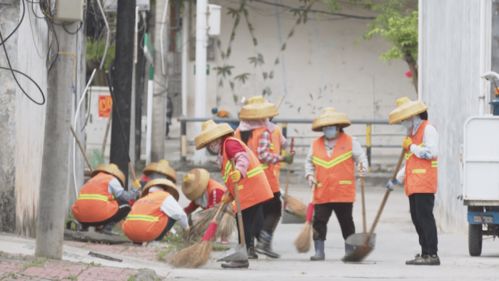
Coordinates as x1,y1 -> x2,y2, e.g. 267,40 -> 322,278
170,202 -> 228,268
342,149 -> 405,262
217,181 -> 249,263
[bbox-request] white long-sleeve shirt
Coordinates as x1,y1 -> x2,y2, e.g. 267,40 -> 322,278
396,122 -> 439,183
305,136 -> 369,178
149,187 -> 189,229
108,178 -> 140,202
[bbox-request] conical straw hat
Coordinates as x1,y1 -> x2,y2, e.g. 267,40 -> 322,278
91,163 -> 125,185
194,120 -> 234,149
388,97 -> 427,124
142,178 -> 180,201
239,96 -> 278,120
182,168 -> 210,201
312,107 -> 351,132
143,160 -> 177,183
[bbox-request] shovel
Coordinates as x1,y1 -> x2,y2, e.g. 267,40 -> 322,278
342,149 -> 405,262
217,180 -> 248,262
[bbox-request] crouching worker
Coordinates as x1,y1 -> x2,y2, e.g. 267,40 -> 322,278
182,168 -> 226,215
140,160 -> 177,187
123,179 -> 189,243
72,164 -> 140,235
195,120 -> 273,269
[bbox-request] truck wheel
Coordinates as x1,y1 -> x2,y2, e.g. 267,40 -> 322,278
468,224 -> 482,256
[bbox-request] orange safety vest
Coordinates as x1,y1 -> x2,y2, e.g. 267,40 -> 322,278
122,191 -> 170,242
221,137 -> 273,210
72,173 -> 119,223
235,128 -> 280,193
404,121 -> 438,196
312,133 -> 356,204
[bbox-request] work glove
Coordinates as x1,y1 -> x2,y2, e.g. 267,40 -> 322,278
306,175 -> 317,188
132,179 -> 142,190
402,137 -> 413,151
281,151 -> 295,164
229,170 -> 242,183
385,178 -> 400,191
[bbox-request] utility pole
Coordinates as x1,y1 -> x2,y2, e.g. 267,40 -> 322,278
35,23 -> 76,259
110,0 -> 136,183
151,0 -> 169,162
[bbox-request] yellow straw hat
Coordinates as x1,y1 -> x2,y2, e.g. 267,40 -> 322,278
194,120 -> 234,149
91,163 -> 126,185
388,97 -> 428,124
239,96 -> 278,120
143,160 -> 177,183
142,178 -> 180,201
182,168 -> 210,201
312,107 -> 351,132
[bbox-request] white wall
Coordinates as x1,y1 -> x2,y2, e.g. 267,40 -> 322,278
420,0 -> 490,230
183,1 -> 413,164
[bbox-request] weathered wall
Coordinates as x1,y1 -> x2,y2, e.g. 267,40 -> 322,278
184,1 -> 413,164
420,0 -> 490,230
0,0 -> 19,232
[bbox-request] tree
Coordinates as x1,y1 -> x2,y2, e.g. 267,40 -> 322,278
325,0 -> 419,91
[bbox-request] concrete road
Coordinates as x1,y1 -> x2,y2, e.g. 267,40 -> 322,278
1,181 -> 498,281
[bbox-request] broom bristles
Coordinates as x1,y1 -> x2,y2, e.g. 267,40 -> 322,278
169,240 -> 213,268
217,212 -> 235,239
188,207 -> 219,241
294,222 -> 312,253
284,194 -> 307,218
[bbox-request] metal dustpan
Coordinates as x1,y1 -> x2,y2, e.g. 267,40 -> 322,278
217,244 -> 248,262
342,233 -> 376,262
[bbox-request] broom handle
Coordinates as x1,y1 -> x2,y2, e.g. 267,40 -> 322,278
360,171 -> 367,233
283,138 -> 295,205
364,149 -> 405,242
211,201 -> 228,223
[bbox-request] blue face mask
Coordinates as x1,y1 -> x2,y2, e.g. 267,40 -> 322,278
323,126 -> 338,139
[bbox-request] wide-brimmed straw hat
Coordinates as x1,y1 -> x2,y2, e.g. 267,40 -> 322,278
388,97 -> 427,124
194,120 -> 234,149
142,178 -> 180,201
239,96 -> 278,120
182,168 -> 210,201
312,107 -> 351,132
91,163 -> 126,185
143,160 -> 177,183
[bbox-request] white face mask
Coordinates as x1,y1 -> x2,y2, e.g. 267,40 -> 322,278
207,139 -> 222,154
323,126 -> 338,139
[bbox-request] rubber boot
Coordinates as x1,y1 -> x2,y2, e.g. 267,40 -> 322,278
247,246 -> 258,259
256,231 -> 280,258
310,240 -> 325,261
221,259 -> 249,269
98,223 -> 118,236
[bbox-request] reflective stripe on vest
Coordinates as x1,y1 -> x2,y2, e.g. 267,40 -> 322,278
223,161 -> 265,182
77,194 -> 110,202
312,151 -> 353,169
126,214 -> 160,222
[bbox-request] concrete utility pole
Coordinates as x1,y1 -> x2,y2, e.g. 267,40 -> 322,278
110,0 -> 136,183
192,0 -> 209,164
35,23 -> 77,259
150,0 -> 169,162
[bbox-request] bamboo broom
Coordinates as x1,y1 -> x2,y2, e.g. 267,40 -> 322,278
282,138 -> 307,218
294,185 -> 316,253
170,202 -> 227,268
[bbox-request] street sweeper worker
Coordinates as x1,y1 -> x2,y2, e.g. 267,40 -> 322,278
234,96 -> 294,259
72,163 -> 140,235
182,168 -> 227,215
304,108 -> 368,261
140,160 -> 177,187
386,97 -> 440,266
122,178 -> 189,243
194,120 -> 273,269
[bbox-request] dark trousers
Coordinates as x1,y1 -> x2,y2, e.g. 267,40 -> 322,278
236,203 -> 264,249
409,193 -> 438,255
155,218 -> 177,241
313,202 -> 355,241
261,192 -> 282,235
81,199 -> 131,228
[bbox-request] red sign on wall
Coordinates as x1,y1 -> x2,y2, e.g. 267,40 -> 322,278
98,95 -> 112,118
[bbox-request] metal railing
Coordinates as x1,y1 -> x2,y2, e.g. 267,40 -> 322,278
178,117 -> 402,164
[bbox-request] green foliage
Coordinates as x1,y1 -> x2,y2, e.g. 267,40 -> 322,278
86,38 -> 116,70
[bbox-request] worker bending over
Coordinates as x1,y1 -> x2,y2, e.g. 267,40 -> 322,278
182,168 -> 226,215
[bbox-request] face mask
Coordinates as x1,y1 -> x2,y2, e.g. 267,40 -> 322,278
207,139 -> 222,154
401,119 -> 412,132
323,126 -> 338,139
